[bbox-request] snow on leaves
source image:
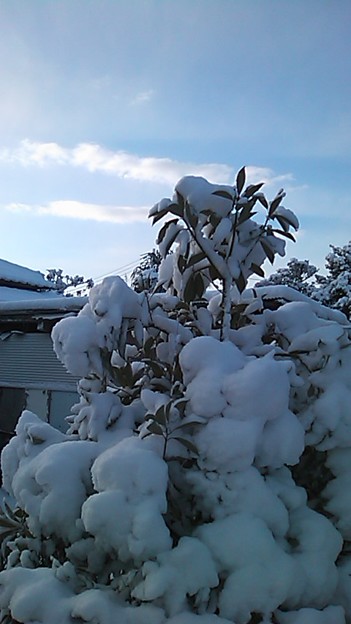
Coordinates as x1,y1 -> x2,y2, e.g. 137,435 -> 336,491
0,169 -> 351,624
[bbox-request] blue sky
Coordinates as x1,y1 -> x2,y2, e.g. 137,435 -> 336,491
0,0 -> 350,284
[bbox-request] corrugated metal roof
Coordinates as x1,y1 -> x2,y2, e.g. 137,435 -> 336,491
0,332 -> 80,388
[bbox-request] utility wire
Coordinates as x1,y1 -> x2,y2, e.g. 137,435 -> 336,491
92,254 -> 152,285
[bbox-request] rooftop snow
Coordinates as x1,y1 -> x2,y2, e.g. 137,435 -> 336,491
0,292 -> 87,314
0,258 -> 55,290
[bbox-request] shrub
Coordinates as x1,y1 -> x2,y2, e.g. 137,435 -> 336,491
0,170 -> 350,624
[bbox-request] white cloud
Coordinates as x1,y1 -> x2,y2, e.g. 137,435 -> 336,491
0,140 -> 293,189
245,166 -> 294,187
5,200 -> 149,224
0,140 -> 70,167
131,89 -> 155,105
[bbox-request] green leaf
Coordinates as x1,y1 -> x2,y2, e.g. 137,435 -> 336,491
236,166 -> 246,195
183,271 -> 205,302
194,273 -> 205,299
173,421 -> 199,433
173,436 -> 198,454
274,212 -> 298,230
177,255 -> 187,274
209,213 -> 221,228
212,189 -> 234,201
250,263 -> 265,278
256,194 -> 269,209
271,229 -> 296,242
132,368 -> 145,384
163,228 -> 181,257
268,195 -> 283,217
209,264 -> 222,282
238,204 -> 256,225
143,359 -> 165,378
124,362 -> 133,385
154,405 -> 167,426
184,201 -> 198,229
152,208 -> 169,225
143,336 -> 155,358
260,239 -> 275,264
173,398 -> 188,413
183,274 -> 197,303
114,361 -> 133,387
168,203 -> 184,218
147,421 -> 164,435
156,218 -> 179,245
274,215 -> 289,232
243,182 -> 264,198
187,251 -> 206,267
235,272 -> 246,294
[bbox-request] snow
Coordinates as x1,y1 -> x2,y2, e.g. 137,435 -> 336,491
0,258 -> 54,290
2,411 -> 98,543
0,286 -> 61,303
180,337 -> 304,470
52,276 -> 145,377
82,437 -> 171,562
1,175 -> 351,623
0,291 -> 86,309
132,537 -> 218,615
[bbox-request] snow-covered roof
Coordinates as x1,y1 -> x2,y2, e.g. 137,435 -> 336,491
0,288 -> 88,321
0,258 -> 55,291
0,286 -> 62,304
0,258 -> 87,319
0,294 -> 87,315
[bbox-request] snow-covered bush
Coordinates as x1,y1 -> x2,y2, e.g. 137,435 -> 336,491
1,169 -> 351,624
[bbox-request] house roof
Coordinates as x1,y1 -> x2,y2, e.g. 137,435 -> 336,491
0,286 -> 62,304
0,259 -> 87,328
0,258 -> 56,291
0,294 -> 87,315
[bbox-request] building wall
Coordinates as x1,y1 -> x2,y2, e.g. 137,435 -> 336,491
0,331 -> 81,439
0,332 -> 80,387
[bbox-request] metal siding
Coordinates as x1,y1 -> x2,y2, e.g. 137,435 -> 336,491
49,391 -> 78,432
0,333 -> 80,388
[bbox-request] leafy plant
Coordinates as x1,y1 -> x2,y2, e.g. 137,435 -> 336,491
2,169 -> 351,624
150,168 -> 298,339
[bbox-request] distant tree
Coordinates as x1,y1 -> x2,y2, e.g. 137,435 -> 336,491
130,249 -> 162,293
258,243 -> 351,318
256,257 -> 318,296
46,268 -> 94,296
312,242 -> 351,318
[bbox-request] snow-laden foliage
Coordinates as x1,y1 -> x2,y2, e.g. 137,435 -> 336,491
259,243 -> 351,319
46,268 -> 94,296
312,243 -> 351,318
1,170 -> 351,624
257,257 -> 318,296
130,249 -> 162,293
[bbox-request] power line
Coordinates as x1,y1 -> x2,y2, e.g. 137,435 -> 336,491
92,257 -> 143,284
